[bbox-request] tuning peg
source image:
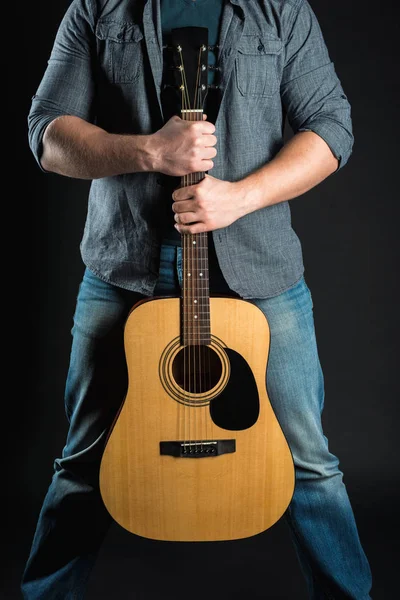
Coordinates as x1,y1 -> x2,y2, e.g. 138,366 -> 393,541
162,45 -> 182,51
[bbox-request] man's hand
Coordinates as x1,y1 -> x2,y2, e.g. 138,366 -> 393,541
150,115 -> 217,176
172,174 -> 249,234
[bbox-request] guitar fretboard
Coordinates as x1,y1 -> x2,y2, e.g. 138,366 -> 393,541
182,229 -> 210,345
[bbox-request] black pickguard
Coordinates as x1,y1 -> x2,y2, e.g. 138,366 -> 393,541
210,348 -> 261,431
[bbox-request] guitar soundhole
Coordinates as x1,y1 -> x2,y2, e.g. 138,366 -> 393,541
172,345 -> 223,394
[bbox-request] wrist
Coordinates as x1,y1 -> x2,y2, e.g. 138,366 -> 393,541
234,175 -> 266,217
140,133 -> 162,172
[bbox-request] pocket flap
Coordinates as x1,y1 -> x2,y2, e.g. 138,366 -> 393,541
96,20 -> 144,43
238,36 -> 283,55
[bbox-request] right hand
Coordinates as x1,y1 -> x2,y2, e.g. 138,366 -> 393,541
150,115 -> 217,176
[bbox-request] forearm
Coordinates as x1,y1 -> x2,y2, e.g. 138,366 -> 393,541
40,115 -> 157,179
238,131 -> 339,215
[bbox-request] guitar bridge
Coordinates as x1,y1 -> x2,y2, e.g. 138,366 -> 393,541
160,439 -> 235,458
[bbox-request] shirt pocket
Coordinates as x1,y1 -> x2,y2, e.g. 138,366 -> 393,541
235,36 -> 283,97
95,20 -> 144,84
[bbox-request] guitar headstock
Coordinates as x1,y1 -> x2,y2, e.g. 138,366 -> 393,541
164,27 -> 210,118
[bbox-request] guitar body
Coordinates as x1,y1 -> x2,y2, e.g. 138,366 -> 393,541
99,296 -> 294,542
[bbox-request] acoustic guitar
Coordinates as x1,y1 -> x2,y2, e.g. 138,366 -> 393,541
99,26 -> 295,542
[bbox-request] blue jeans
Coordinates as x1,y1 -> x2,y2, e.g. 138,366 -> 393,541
21,243 -> 372,599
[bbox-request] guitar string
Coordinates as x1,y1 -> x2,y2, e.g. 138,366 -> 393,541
195,47 -> 210,453
179,42 -> 214,454
188,48 -> 199,453
189,49 -> 200,452
194,45 -> 212,452
198,45 -> 213,451
179,48 -> 190,453
194,49 -> 201,452
180,49 -> 194,453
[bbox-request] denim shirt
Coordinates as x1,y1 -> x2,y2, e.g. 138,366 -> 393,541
28,0 -> 353,299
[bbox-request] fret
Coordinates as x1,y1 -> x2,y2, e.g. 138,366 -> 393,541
183,304 -> 210,306
183,318 -> 210,322
183,332 -> 210,336
182,305 -> 209,310
182,240 -> 208,244
183,317 -> 211,320
182,306 -> 210,310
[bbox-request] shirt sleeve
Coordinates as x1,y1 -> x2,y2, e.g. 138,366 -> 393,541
281,0 -> 354,169
27,0 -> 97,171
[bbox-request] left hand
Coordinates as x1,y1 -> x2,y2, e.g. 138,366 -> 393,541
171,174 -> 248,234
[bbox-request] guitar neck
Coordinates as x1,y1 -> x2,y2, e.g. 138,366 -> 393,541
180,110 -> 210,346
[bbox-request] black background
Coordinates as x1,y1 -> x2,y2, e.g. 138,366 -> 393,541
5,0 -> 399,598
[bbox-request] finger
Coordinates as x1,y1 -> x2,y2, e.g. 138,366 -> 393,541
195,119 -> 215,134
203,134 -> 217,146
202,122 -> 216,134
202,159 -> 214,170
172,188 -> 194,202
175,222 -> 208,235
172,200 -> 197,214
174,211 -> 198,225
204,147 -> 217,159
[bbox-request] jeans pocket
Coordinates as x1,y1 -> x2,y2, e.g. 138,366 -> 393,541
176,246 -> 183,287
